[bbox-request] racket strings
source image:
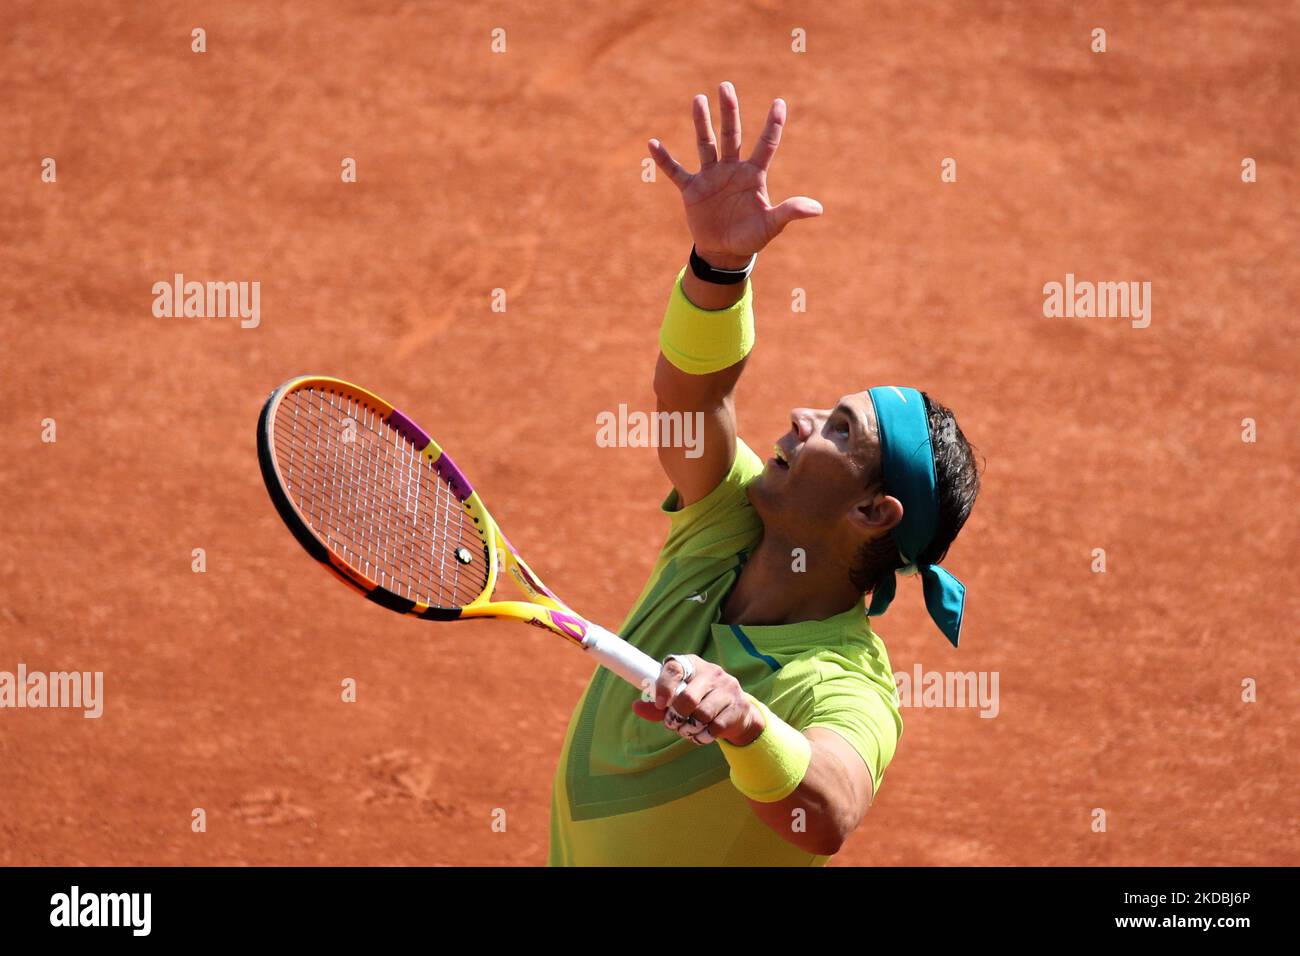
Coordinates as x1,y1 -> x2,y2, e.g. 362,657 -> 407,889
309,390 -> 473,599
281,390 -> 481,605
282,396 -> 437,590
273,387 -> 489,609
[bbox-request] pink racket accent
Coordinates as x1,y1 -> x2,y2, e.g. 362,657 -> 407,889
433,453 -> 473,502
388,408 -> 431,449
548,611 -> 588,642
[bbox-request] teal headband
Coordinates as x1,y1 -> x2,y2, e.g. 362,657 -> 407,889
865,386 -> 966,647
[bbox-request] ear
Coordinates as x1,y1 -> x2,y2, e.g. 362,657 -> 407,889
848,492 -> 903,536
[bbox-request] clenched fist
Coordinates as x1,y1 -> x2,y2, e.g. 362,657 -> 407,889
633,654 -> 766,746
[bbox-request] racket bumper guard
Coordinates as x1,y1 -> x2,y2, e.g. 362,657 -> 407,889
387,408 -> 432,449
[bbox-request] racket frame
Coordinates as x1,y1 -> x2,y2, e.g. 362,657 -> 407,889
258,375 -> 660,688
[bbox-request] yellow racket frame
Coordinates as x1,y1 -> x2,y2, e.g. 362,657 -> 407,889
257,376 -> 653,676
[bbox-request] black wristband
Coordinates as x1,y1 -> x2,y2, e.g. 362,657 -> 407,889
688,245 -> 756,285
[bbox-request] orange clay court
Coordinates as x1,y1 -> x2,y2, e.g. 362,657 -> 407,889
1,1 -> 1296,865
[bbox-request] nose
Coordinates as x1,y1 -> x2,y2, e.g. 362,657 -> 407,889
790,408 -> 815,441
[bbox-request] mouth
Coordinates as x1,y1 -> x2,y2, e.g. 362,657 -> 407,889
768,443 -> 791,470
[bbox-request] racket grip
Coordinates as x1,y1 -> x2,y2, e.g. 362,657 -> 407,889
581,623 -> 662,692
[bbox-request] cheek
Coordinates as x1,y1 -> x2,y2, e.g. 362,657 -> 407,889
796,449 -> 857,492
793,459 -> 865,514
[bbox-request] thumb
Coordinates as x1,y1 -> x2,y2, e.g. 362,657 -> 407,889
767,196 -> 824,234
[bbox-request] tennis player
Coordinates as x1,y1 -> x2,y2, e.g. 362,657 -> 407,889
549,83 -> 980,865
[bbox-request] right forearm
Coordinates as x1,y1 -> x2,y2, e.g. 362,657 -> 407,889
654,351 -> 744,408
645,83 -> 820,504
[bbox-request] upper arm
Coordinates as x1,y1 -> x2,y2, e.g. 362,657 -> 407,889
653,352 -> 747,508
805,669 -> 902,799
805,727 -> 874,825
743,666 -> 901,855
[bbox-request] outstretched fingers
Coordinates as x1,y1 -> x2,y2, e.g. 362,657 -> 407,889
648,138 -> 692,190
748,98 -> 786,172
718,81 -> 741,162
692,94 -> 718,168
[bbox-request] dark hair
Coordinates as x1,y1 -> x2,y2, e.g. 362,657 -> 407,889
849,392 -> 980,594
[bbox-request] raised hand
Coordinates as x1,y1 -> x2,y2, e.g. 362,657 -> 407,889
649,82 -> 823,268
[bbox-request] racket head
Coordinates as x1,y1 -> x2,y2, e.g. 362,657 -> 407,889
258,375 -> 595,646
257,375 -> 500,619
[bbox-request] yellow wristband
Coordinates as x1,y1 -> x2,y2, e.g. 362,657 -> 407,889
658,266 -> 755,375
718,695 -> 812,803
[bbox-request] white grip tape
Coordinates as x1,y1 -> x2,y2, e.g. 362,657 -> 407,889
581,622 -> 661,691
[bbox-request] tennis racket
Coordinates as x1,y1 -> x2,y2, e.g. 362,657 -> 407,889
256,375 -> 662,690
